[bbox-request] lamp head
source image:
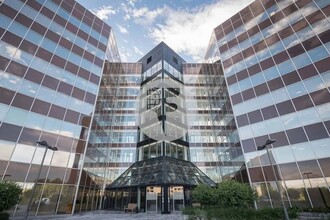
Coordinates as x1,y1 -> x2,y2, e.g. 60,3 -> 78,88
36,140 -> 49,147
50,146 -> 58,151
257,145 -> 265,151
36,140 -> 58,151
265,139 -> 276,145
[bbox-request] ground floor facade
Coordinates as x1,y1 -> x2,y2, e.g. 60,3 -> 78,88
105,185 -> 190,213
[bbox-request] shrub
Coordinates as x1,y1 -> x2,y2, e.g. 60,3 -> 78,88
188,181 -> 282,219
191,184 -> 217,206
288,205 -> 300,218
191,180 -> 255,209
254,207 -> 283,219
0,181 -> 22,215
182,207 -> 204,220
205,207 -> 251,220
215,180 -> 255,208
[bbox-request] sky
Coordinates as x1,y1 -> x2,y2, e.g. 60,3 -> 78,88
76,0 -> 255,62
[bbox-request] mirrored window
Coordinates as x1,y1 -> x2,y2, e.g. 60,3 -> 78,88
11,144 -> 35,163
25,112 -> 46,130
291,53 -> 312,69
36,86 -> 56,103
304,75 -> 326,93
245,151 -> 260,168
51,151 -> 70,167
31,146 -> 53,166
272,146 -> 295,164
311,138 -> 330,159
271,87 -> 289,104
43,117 -> 61,135
286,81 -> 307,99
0,103 -> 9,122
277,59 -> 295,76
316,103 -> 330,121
4,106 -> 28,127
297,107 -> 320,127
308,45 -> 329,62
280,113 -> 301,130
292,142 -> 315,162
17,80 -> 39,98
0,73 -> 21,92
0,140 -> 15,161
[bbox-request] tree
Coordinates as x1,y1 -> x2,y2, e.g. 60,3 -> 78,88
191,184 -> 216,206
191,180 -> 256,209
0,181 -> 22,214
216,180 -> 255,208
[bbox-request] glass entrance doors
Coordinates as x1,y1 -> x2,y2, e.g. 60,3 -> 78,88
145,186 -> 184,213
170,186 -> 184,212
146,186 -> 161,212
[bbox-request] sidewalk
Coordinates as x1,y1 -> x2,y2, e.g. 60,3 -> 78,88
22,210 -> 185,220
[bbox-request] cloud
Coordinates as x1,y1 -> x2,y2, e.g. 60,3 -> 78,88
6,45 -> 20,58
6,45 -> 24,63
92,5 -> 116,20
118,47 -> 131,62
116,24 -> 128,34
142,0 -> 254,62
121,3 -> 131,20
121,4 -> 166,25
133,46 -> 144,56
127,0 -> 137,7
133,7 -> 165,25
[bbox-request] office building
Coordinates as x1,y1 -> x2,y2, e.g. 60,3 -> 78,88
1,0 -> 330,217
0,0 -> 117,216
85,61 -> 142,212
183,61 -> 246,183
103,43 -> 217,213
215,0 -> 330,208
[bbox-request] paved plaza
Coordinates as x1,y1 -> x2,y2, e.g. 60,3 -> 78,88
23,210 -> 185,220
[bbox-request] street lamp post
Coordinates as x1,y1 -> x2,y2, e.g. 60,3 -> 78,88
302,172 -> 313,188
257,139 -> 290,220
24,141 -> 58,220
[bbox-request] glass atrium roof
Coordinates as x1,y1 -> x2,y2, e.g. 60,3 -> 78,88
106,156 -> 216,189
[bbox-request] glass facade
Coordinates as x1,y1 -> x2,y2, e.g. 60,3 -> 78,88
0,0 -> 112,217
82,61 -> 142,211
183,62 -> 246,183
137,43 -> 189,161
2,0 -> 330,217
105,42 -> 216,214
215,0 -> 330,209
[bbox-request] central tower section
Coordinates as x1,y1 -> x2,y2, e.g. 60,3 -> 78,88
137,42 -> 189,161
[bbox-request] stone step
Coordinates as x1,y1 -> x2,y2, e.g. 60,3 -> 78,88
298,212 -> 330,220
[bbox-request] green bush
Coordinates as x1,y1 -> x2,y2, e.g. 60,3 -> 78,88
216,180 -> 255,208
191,184 -> 217,206
288,205 -> 300,218
254,208 -> 283,220
0,181 -> 22,215
182,207 -> 204,220
188,181 -> 284,219
191,180 -> 254,209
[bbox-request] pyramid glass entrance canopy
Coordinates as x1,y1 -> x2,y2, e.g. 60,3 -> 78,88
106,156 -> 216,189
